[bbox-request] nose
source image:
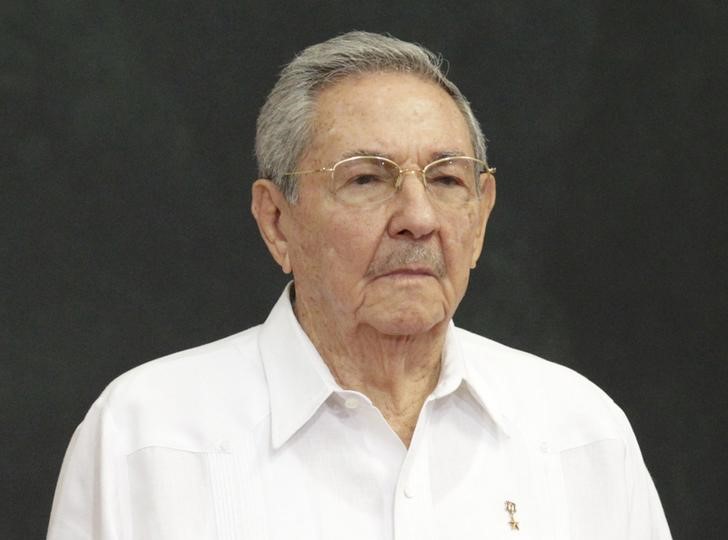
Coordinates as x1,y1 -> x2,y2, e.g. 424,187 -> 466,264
386,170 -> 439,240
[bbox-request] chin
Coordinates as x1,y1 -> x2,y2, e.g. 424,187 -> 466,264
366,306 -> 448,337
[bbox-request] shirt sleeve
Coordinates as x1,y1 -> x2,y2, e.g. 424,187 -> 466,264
622,410 -> 673,540
47,400 -> 129,540
558,400 -> 673,539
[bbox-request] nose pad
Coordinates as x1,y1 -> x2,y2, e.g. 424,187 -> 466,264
395,168 -> 429,194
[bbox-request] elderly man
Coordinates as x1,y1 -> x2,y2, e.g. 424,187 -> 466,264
48,32 -> 671,539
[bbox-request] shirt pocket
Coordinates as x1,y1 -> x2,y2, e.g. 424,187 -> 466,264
559,438 -> 628,540
127,446 -> 268,540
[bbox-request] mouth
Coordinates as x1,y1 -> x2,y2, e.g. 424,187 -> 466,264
378,267 -> 437,279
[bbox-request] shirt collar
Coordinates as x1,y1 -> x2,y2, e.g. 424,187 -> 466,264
428,322 -> 514,437
258,284 -> 514,448
258,284 -> 338,449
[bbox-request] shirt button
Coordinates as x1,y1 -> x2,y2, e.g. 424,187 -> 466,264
404,486 -> 415,498
344,397 -> 359,409
539,441 -> 550,453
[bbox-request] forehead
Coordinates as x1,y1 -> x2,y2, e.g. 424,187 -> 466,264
303,72 -> 474,164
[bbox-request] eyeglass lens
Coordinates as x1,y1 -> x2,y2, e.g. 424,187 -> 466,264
332,157 -> 480,206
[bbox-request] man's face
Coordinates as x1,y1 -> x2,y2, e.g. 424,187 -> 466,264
277,72 -> 495,337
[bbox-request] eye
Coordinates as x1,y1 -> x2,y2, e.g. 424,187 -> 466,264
350,174 -> 385,186
429,174 -> 466,188
331,157 -> 398,204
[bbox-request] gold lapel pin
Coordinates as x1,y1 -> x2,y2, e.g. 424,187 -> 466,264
505,500 -> 520,531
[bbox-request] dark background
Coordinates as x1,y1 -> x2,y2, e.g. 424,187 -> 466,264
2,1 -> 726,538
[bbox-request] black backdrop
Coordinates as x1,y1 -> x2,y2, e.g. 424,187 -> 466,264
2,1 -> 727,538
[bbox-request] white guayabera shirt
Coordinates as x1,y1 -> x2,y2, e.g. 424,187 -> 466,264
48,285 -> 672,540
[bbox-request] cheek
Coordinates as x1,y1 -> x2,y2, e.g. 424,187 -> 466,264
324,213 -> 382,270
445,212 -> 479,257
294,206 -> 383,279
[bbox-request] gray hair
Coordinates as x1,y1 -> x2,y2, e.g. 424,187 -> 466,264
255,31 -> 488,201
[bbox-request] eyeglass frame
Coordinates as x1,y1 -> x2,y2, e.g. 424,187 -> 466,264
282,155 -> 496,205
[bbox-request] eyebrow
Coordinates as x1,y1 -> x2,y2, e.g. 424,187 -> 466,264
338,149 -> 470,162
431,150 -> 470,160
339,149 -> 396,161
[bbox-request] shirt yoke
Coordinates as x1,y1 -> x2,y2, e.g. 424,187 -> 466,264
87,325 -> 271,454
455,327 -> 630,452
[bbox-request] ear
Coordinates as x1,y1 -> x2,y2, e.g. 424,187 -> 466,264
470,172 -> 496,268
251,179 -> 293,274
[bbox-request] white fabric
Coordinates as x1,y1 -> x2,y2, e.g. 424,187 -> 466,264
48,286 -> 672,539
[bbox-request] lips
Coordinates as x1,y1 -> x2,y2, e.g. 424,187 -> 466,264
381,267 -> 436,277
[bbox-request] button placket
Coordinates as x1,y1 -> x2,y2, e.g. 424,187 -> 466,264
393,404 -> 435,540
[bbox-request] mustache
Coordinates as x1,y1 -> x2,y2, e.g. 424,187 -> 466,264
365,244 -> 446,278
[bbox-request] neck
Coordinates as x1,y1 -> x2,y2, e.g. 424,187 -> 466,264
294,293 -> 447,447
